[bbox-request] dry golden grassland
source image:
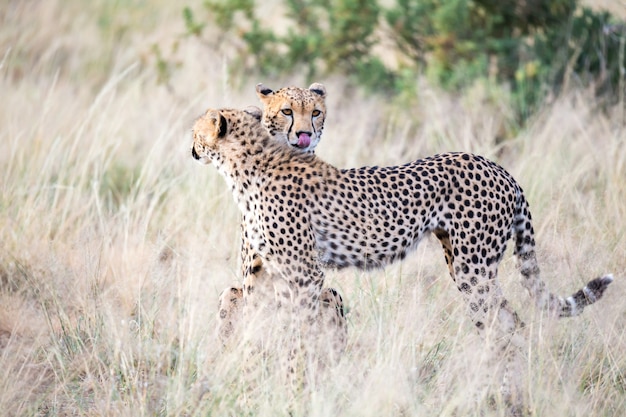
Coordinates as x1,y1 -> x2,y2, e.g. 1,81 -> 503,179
1,1 -> 625,415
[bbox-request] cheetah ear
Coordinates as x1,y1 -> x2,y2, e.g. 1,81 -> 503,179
215,112 -> 227,138
308,82 -> 326,98
244,106 -> 262,121
256,83 -> 274,99
199,110 -> 228,140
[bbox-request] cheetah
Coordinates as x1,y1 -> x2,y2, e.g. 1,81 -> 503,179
256,82 -> 327,153
192,107 -> 613,412
216,84 -> 347,361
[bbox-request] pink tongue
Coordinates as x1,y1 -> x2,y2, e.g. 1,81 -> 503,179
297,133 -> 311,148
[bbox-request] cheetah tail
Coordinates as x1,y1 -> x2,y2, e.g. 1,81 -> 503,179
560,274 -> 614,317
512,193 -> 614,317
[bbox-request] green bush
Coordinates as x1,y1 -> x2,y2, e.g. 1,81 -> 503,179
386,0 -> 625,119
185,0 -> 396,91
177,0 -> 625,122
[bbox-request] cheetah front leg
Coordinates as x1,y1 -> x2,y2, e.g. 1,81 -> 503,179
216,215 -> 279,345
215,218 -> 276,345
316,287 -> 348,364
216,254 -> 348,362
216,286 -> 243,343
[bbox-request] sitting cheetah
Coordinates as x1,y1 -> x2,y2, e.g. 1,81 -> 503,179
216,84 -> 347,361
192,108 -> 613,412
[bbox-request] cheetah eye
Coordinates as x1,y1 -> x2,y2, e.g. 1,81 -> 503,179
281,109 -> 293,116
312,110 -> 321,117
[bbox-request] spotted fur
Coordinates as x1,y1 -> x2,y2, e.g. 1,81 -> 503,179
216,84 -> 347,361
193,108 -> 613,413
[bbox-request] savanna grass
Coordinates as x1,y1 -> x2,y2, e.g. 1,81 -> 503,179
1,1 -> 624,416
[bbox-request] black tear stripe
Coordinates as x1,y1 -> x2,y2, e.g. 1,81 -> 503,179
287,117 -> 294,139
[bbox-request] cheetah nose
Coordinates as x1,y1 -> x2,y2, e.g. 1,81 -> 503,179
296,131 -> 311,148
191,145 -> 201,160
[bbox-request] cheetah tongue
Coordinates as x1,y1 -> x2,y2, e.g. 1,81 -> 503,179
297,133 -> 311,148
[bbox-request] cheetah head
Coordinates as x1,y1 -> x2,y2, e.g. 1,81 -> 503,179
191,109 -> 227,165
256,83 -> 326,153
191,108 -> 268,166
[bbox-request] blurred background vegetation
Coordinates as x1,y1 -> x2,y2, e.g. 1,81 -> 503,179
173,0 -> 625,124
1,1 -> 626,415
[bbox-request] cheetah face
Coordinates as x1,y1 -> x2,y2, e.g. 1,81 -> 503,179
256,83 -> 326,153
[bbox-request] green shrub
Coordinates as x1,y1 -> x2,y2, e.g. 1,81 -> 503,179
385,0 -> 625,119
176,0 -> 625,123
185,0 -> 395,91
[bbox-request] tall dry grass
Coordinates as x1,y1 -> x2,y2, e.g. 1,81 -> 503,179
1,1 -> 625,416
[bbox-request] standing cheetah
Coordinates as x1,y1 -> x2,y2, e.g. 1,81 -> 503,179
192,107 -> 613,413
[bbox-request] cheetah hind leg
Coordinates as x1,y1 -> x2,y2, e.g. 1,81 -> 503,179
435,228 -> 528,415
452,263 -> 528,416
